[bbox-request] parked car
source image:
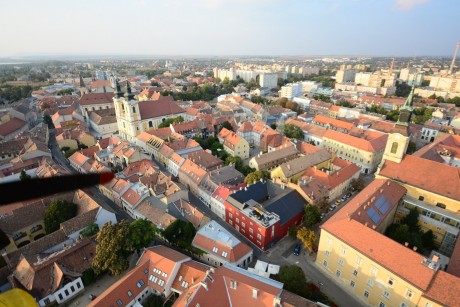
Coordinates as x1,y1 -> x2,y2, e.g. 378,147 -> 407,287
346,192 -> 352,198
329,205 -> 337,211
293,243 -> 301,256
335,199 -> 342,205
320,213 -> 326,220
341,196 -> 347,202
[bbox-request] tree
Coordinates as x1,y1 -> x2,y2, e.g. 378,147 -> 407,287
158,116 -> 184,128
407,141 -> 416,154
92,221 -> 132,275
129,219 -> 158,254
43,114 -> 55,129
350,178 -> 365,191
219,121 -> 234,132
283,124 -> 304,139
401,208 -> 420,233
273,265 -> 310,297
244,170 -> 269,184
303,205 -> 321,227
80,223 -> 99,238
44,200 -> 78,234
421,230 -> 435,250
297,227 -> 317,252
270,123 -> 277,130
278,97 -> 288,108
395,81 -> 412,98
386,224 -> 411,245
20,169 -> 31,181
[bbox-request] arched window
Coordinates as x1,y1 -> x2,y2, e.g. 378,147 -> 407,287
390,142 -> 398,154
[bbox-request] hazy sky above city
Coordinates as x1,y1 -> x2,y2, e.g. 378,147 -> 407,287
0,0 -> 458,57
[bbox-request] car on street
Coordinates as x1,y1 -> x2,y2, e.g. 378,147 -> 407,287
335,199 -> 342,205
341,196 -> 347,202
329,205 -> 337,211
293,243 -> 301,256
346,192 -> 352,198
320,213 -> 326,220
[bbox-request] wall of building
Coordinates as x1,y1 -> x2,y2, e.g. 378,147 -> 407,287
316,230 -> 426,307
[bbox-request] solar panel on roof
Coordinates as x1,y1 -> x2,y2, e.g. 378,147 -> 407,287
375,195 -> 391,215
366,207 -> 381,224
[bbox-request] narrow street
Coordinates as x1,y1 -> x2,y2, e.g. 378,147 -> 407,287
259,236 -> 364,307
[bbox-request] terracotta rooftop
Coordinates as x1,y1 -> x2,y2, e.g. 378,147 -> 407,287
0,118 -> 27,137
378,154 -> 460,201
313,114 -> 355,131
187,149 -> 223,171
321,179 -> 443,291
138,96 -> 185,119
135,200 -> 177,230
79,92 -> 114,106
422,270 -> 460,306
323,129 -> 388,153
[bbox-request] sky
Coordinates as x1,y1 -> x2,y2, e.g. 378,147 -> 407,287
0,0 -> 459,57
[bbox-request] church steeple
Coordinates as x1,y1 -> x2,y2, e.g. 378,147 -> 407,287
79,74 -> 85,88
124,81 -> 135,100
396,86 -> 414,127
115,79 -> 124,98
79,73 -> 88,96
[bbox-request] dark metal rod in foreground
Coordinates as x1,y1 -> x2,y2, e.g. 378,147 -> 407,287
0,172 -> 114,206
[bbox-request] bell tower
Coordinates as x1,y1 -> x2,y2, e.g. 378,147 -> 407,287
381,87 -> 414,164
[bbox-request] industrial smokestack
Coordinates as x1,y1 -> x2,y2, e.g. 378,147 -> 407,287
449,43 -> 460,75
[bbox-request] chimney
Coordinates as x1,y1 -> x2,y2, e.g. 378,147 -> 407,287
413,246 -> 418,252
405,242 -> 409,247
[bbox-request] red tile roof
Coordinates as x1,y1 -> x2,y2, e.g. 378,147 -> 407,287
379,154 -> 460,201
423,270 -> 460,306
323,129 -> 388,153
79,92 -> 114,106
138,96 -> 185,119
322,179 -> 440,291
0,118 -> 27,137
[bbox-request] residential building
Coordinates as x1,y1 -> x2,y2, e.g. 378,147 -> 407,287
279,82 -> 302,99
218,128 -> 250,159
312,115 -> 355,133
88,108 -> 118,137
192,220 -> 253,268
316,179 -> 460,307
413,134 -> 460,167
249,145 -> 298,171
322,129 -> 388,174
187,149 -> 224,172
293,157 -> 361,206
0,118 -> 28,142
178,158 -> 208,196
270,148 -> 332,183
79,92 -> 115,119
259,73 -> 278,89
89,245 -> 311,307
335,68 -> 358,83
224,181 -> 306,250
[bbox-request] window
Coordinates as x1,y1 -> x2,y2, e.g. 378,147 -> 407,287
70,286 -> 75,292
137,280 -> 145,288
379,303 -> 386,307
350,280 -> 355,288
405,289 -> 413,300
43,298 -> 51,305
230,280 -> 237,289
117,299 -> 123,306
341,247 -> 347,255
367,279 -> 374,287
257,234 -> 262,240
222,251 -> 228,257
338,259 -> 344,266
323,260 -> 328,267
436,203 -> 446,209
64,290 -> 69,296
336,270 -> 341,278
58,294 -> 63,300
128,290 -> 132,297
390,142 -> 398,154
387,278 -> 394,286
418,196 -> 424,201
383,290 -> 390,298
229,213 -> 232,218
364,291 -> 370,298
212,247 -> 218,253
355,256 -> 362,265
400,303 -> 408,307
149,121 -> 153,128
242,222 -> 245,228
353,270 -> 358,276
327,238 -> 332,246
325,250 -> 330,256
370,266 -> 378,276
76,282 -> 81,289
236,218 -> 239,223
